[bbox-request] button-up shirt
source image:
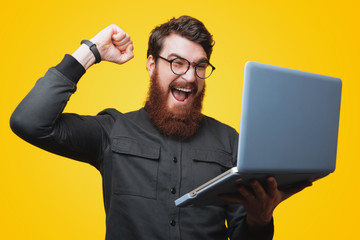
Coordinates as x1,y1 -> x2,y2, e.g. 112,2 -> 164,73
10,55 -> 274,240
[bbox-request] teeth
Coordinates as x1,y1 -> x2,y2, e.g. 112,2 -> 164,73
175,88 -> 192,93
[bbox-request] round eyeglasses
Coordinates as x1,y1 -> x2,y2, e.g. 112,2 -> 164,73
158,56 -> 215,79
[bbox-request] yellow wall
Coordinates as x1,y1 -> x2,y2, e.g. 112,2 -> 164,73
1,0 -> 359,239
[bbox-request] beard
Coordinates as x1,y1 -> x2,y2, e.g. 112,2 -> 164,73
144,70 -> 205,141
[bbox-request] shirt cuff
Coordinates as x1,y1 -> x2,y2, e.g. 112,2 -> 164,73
55,54 -> 86,84
245,218 -> 274,240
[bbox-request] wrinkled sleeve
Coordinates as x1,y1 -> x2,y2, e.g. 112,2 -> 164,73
226,203 -> 274,240
10,55 -> 114,170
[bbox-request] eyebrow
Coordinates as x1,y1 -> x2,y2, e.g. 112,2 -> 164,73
167,53 -> 209,63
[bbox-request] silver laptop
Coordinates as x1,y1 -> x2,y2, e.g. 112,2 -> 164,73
175,61 -> 342,207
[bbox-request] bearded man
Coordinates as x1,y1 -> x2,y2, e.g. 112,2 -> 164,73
10,16 -> 309,240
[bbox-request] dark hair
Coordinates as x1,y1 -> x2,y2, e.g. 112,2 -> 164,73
147,16 -> 214,60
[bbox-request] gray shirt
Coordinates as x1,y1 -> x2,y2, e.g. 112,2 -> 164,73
10,55 -> 274,240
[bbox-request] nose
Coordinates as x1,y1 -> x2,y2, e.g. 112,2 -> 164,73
181,65 -> 197,82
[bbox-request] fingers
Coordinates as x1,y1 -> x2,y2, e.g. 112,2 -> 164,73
123,42 -> 135,62
91,24 -> 120,45
237,179 -> 276,202
221,181 -> 267,204
111,28 -> 132,51
266,177 -> 278,198
92,24 -> 134,65
115,41 -> 134,64
218,185 -> 255,204
250,181 -> 267,200
112,31 -> 131,51
220,182 -> 268,205
110,27 -> 134,64
221,178 -> 311,206
237,186 -> 256,201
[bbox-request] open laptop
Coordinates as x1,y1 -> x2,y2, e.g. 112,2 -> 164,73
175,61 -> 342,207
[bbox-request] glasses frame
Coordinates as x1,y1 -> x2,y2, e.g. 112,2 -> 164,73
158,55 -> 216,79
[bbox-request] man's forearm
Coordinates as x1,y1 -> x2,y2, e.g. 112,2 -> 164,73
226,204 -> 274,240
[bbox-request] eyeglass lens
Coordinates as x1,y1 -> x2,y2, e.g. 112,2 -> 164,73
171,58 -> 213,79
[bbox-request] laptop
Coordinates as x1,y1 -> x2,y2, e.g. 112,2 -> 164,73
175,61 -> 342,207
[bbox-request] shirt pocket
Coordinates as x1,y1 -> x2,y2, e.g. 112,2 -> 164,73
189,149 -> 234,189
111,136 -> 160,199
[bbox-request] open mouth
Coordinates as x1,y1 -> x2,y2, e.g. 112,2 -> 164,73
171,87 -> 192,102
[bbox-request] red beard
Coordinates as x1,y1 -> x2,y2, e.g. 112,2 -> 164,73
144,71 -> 205,141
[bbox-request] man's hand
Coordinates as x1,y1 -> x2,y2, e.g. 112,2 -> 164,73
220,177 -> 312,228
90,24 -> 134,64
73,24 -> 134,69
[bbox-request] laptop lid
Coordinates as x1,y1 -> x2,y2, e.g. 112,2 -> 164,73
237,61 -> 341,174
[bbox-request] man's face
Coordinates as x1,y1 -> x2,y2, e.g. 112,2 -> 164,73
147,34 -> 207,116
145,34 -> 207,140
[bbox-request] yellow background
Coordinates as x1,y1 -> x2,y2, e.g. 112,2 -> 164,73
1,0 -> 359,239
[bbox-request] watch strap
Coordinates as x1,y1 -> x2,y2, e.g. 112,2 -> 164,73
81,40 -> 101,64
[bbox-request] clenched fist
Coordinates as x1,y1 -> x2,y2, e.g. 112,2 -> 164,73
73,24 -> 134,69
90,24 -> 134,64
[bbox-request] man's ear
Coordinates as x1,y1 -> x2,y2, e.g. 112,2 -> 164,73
146,55 -> 155,79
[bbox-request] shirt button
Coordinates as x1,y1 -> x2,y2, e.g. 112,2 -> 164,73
173,157 -> 177,163
170,220 -> 176,226
170,187 -> 176,194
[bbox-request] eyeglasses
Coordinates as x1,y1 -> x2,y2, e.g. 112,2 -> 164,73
158,56 -> 215,79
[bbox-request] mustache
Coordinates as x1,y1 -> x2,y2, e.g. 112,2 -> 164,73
168,80 -> 198,95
